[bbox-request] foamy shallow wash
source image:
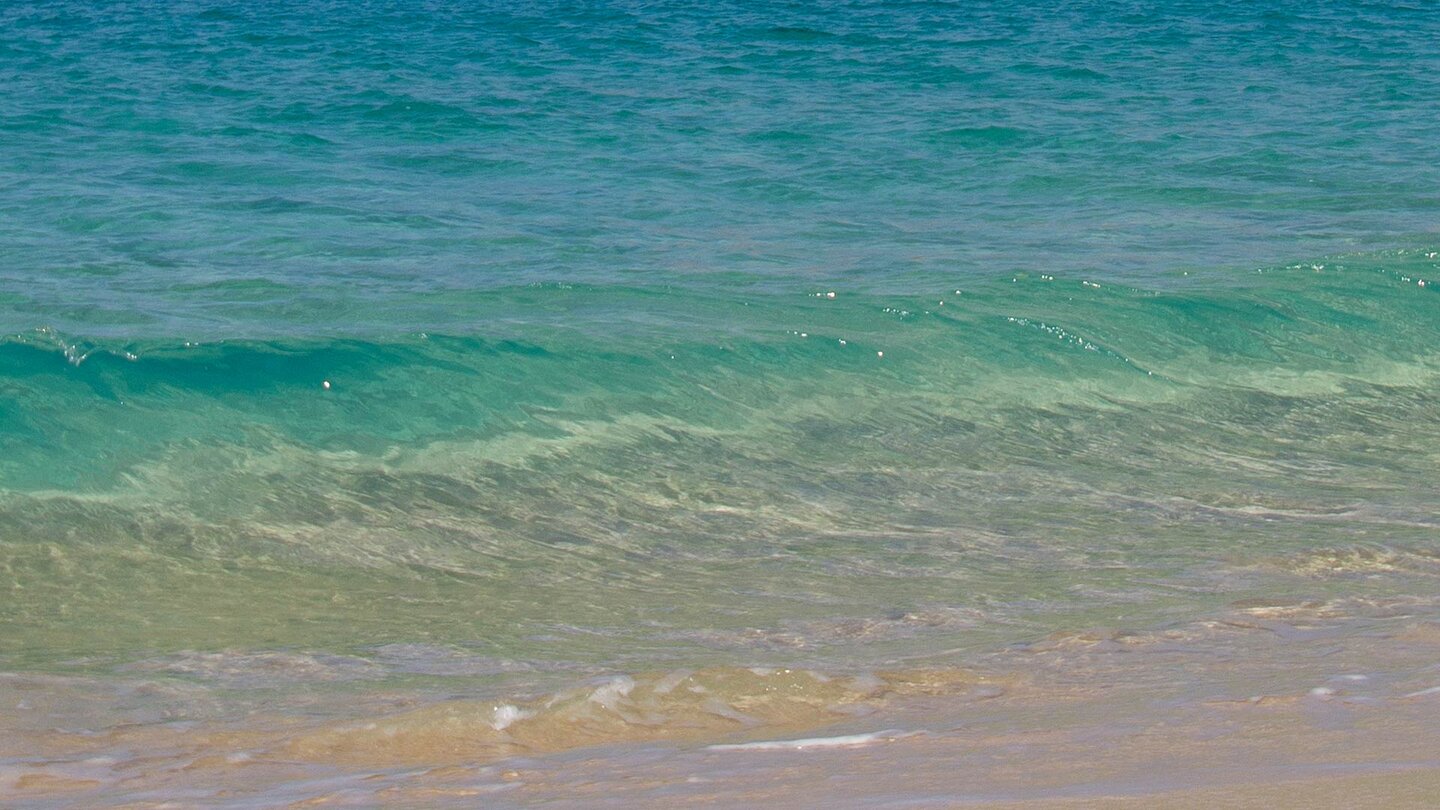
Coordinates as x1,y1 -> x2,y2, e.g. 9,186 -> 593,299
2,0 -> 1439,805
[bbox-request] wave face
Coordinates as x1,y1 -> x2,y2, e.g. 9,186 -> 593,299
3,253 -> 1438,669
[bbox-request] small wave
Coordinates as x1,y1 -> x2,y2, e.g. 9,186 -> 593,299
708,729 -> 918,751
1253,546 -> 1440,580
280,666 -> 997,766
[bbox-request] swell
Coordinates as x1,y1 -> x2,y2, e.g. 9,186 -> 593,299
2,253 -> 1436,485
4,252 -> 1436,383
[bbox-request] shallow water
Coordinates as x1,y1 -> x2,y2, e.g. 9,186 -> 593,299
2,0 -> 1439,805
8,597 -> 1440,806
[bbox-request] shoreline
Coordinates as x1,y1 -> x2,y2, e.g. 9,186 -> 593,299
7,597 -> 1440,807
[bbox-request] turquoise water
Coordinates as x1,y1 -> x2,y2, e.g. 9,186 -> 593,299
2,0 -> 1439,699
5,0 -> 1440,340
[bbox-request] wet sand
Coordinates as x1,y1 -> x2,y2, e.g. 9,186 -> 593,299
6,596 -> 1440,807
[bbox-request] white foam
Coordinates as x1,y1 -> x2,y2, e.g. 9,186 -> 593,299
489,704 -> 531,731
587,676 -> 636,710
707,729 -> 916,752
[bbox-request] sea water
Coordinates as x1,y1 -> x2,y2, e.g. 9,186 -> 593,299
2,1 -> 1439,805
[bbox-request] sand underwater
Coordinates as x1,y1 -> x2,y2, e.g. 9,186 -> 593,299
3,1 -> 1440,806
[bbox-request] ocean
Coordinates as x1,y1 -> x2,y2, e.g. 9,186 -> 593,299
3,1 -> 1439,805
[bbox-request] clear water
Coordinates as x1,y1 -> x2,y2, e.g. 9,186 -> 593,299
2,1 -> 1439,803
